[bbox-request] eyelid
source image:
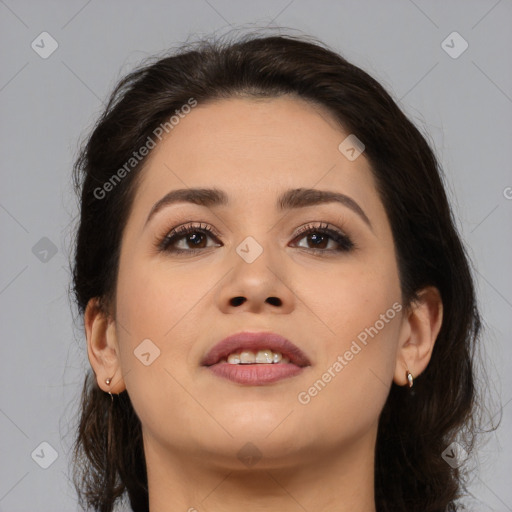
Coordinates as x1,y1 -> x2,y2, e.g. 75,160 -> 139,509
292,221 -> 347,238
158,221 -> 221,240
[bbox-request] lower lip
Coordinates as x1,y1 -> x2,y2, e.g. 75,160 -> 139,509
205,362 -> 305,385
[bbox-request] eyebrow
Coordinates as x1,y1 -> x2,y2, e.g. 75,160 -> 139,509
144,187 -> 373,231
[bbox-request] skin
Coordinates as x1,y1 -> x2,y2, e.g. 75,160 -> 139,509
85,95 -> 443,512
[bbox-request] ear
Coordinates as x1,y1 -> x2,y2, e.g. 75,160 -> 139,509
84,297 -> 126,394
393,286 -> 443,386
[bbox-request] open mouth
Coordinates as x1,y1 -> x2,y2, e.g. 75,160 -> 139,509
201,331 -> 311,385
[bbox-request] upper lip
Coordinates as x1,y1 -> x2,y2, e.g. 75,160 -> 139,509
201,331 -> 311,367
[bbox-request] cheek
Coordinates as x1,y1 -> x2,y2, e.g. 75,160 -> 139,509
296,255 -> 401,428
113,256 -> 182,387
114,251 -> 218,377
309,251 -> 401,348
113,261 -> 199,434
115,251 -> 197,339
297,312 -> 401,445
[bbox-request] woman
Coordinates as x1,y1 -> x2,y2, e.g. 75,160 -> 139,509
70,31 -> 488,512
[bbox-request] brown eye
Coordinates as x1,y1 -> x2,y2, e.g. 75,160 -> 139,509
158,223 -> 221,254
292,223 -> 355,253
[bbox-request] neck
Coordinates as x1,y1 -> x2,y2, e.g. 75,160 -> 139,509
144,426 -> 378,512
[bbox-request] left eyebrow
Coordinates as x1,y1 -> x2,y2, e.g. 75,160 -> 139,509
144,186 -> 374,233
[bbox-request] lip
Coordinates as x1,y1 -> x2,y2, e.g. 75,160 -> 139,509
206,362 -> 305,385
201,331 -> 311,367
201,331 -> 311,385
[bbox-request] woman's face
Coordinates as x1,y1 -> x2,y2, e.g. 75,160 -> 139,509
103,96 -> 410,468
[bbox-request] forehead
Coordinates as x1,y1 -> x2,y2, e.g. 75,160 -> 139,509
130,95 -> 382,227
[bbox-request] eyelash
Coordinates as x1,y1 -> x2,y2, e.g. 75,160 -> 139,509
157,221 -> 356,255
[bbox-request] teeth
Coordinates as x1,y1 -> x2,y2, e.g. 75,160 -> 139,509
240,350 -> 256,364
255,349 -> 273,364
223,349 -> 290,365
227,353 -> 240,364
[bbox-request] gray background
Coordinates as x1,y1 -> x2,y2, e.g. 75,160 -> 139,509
1,1 -> 511,511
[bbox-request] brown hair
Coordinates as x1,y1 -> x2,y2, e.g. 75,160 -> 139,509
68,30 -> 495,512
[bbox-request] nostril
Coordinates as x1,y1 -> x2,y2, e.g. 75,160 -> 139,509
229,296 -> 281,307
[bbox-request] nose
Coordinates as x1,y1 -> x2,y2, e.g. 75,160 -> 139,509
215,240 -> 296,314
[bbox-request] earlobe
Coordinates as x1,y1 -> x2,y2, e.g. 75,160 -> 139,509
84,297 -> 126,394
393,286 -> 443,387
